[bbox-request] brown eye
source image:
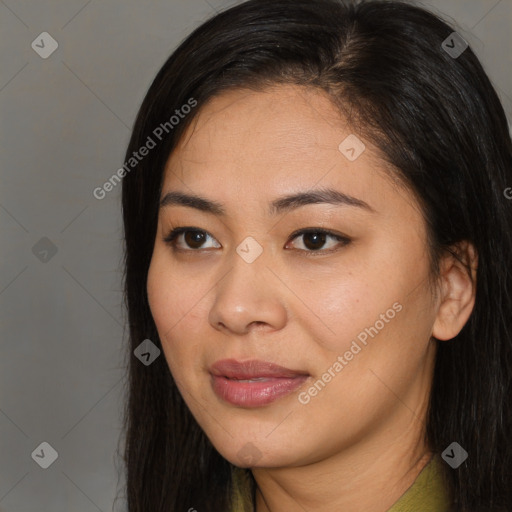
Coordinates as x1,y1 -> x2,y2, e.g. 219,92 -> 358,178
301,232 -> 327,251
163,227 -> 221,250
163,226 -> 350,255
183,230 -> 207,249
287,229 -> 351,254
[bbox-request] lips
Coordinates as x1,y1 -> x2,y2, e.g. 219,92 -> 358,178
211,359 -> 308,379
210,359 -> 310,407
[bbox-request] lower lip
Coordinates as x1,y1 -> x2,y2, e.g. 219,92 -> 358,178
211,374 -> 309,407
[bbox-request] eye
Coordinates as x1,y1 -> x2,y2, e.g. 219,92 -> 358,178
163,226 -> 351,255
286,228 -> 351,254
163,227 -> 220,251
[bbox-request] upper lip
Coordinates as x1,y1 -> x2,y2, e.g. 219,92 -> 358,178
210,359 -> 309,379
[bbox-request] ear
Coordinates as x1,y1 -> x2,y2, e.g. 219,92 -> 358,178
432,241 -> 478,341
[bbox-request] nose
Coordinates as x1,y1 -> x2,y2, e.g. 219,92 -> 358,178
208,250 -> 288,336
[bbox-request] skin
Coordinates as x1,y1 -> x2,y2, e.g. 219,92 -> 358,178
146,85 -> 477,512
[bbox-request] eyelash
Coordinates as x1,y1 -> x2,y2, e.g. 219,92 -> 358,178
162,226 -> 351,256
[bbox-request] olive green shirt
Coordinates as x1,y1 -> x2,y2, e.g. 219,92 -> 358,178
231,454 -> 452,511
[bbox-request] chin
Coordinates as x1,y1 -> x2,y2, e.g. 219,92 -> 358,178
209,435 -> 299,468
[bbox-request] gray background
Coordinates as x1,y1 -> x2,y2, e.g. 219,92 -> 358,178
1,0 -> 510,510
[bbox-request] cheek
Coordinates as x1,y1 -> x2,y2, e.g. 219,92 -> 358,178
147,260 -> 173,334
147,254 -> 212,377
298,254 -> 433,365
147,250 -> 194,331
294,268 -> 399,356
147,257 -> 188,359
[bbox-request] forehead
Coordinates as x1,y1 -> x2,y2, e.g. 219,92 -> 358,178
168,85 -> 353,170
161,85 -> 402,212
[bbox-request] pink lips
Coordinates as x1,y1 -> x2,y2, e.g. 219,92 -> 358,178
210,359 -> 309,407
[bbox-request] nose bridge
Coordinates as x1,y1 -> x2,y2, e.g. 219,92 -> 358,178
208,238 -> 287,334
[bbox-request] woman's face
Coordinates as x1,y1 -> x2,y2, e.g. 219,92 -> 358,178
147,85 -> 440,468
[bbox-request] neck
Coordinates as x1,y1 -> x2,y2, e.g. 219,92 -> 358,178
252,408 -> 432,512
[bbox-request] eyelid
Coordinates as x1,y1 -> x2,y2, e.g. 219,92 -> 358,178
162,226 -> 351,254
163,226 -> 220,249
285,228 -> 351,254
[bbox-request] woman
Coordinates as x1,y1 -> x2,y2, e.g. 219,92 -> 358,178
120,0 -> 512,510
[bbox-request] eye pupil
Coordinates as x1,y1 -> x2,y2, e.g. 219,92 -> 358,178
185,230 -> 206,248
166,228 -> 345,253
303,232 -> 326,250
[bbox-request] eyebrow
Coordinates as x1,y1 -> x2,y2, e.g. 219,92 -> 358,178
159,187 -> 374,216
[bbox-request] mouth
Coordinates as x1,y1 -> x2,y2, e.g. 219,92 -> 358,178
210,359 -> 310,408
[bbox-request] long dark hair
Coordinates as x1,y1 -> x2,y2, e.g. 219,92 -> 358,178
119,1 -> 512,510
